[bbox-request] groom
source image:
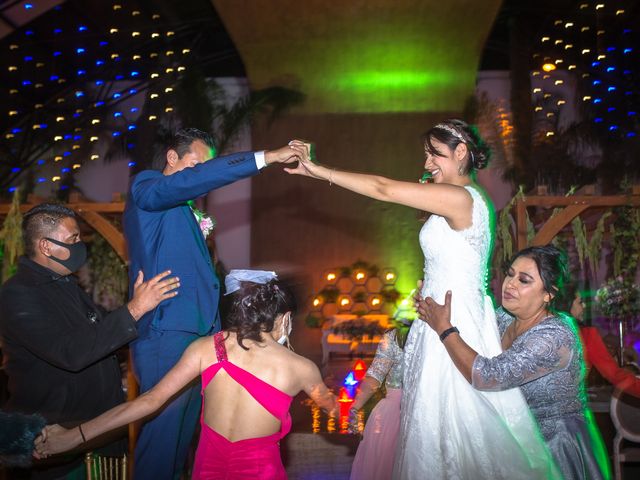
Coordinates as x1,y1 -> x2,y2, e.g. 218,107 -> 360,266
124,128 -> 305,479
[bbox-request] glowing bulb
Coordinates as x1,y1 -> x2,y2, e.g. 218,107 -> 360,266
72,164 -> 81,169
54,156 -> 62,161
90,136 -> 98,142
542,63 -> 556,72
110,28 -> 118,34
371,298 -> 381,306
151,73 -> 159,78
385,273 -> 395,281
54,135 -> 63,141
91,119 -> 100,125
8,66 -> 17,71
340,298 -> 350,307
327,273 -> 336,281
148,115 -> 157,120
91,154 -> 99,160
355,272 -> 365,281
313,298 -> 321,307
52,176 -> 61,182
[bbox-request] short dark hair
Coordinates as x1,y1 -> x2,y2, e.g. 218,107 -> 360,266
507,245 -> 569,309
22,203 -> 76,258
422,119 -> 491,175
167,127 -> 215,157
224,279 -> 297,350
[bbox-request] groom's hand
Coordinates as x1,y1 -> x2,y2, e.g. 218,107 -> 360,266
265,142 -> 309,165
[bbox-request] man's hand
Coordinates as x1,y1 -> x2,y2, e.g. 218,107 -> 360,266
264,141 -> 309,165
127,270 -> 180,321
415,290 -> 453,336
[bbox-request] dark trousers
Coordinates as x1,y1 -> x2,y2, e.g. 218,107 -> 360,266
131,330 -> 201,480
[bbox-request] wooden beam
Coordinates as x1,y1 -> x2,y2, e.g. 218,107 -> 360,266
532,204 -> 590,246
75,210 -> 128,263
0,202 -> 125,215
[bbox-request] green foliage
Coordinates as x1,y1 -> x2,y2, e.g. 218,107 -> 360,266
330,319 -> 385,342
88,234 -> 128,308
611,206 -> 640,277
304,313 -> 323,328
317,286 -> 339,303
0,191 -> 23,282
587,212 -> 611,275
571,216 -> 587,268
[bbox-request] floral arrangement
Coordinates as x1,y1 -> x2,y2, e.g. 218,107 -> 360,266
188,201 -> 216,238
595,276 -> 640,320
330,319 -> 385,342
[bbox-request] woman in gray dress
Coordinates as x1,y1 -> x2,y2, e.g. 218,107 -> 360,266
416,245 -> 611,480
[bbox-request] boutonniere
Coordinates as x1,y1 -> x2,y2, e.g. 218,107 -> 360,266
187,201 -> 216,238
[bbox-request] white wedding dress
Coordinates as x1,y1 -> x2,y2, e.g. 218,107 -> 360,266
393,186 -> 558,479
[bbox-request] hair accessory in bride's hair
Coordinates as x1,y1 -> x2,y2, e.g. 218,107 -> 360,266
434,123 -> 466,143
225,269 -> 278,295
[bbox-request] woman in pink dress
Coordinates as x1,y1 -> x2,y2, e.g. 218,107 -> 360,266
348,325 -> 407,480
35,270 -> 337,479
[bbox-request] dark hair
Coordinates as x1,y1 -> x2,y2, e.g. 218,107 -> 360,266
225,279 -> 297,350
506,245 -> 569,309
22,203 -> 76,258
422,119 -> 491,175
152,128 -> 216,170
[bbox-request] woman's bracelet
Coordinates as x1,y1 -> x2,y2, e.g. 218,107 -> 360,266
439,326 -> 459,343
78,424 -> 87,444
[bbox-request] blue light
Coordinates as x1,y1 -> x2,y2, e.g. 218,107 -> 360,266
8,187 -> 17,193
22,80 -> 32,86
127,143 -> 135,149
609,125 -> 619,131
626,91 -> 633,95
53,51 -> 61,57
50,75 -> 59,81
591,61 -> 600,67
627,132 -> 637,137
39,123 -> 48,129
594,118 -> 603,123
606,47 -> 615,52
607,107 -> 616,112
623,70 -> 631,75
127,124 -> 136,130
95,101 -> 105,107
54,28 -> 62,34
99,41 -> 108,46
61,167 -> 70,173
25,30 -> 34,36
11,167 -> 21,173
78,26 -> 87,32
113,131 -> 121,137
95,80 -> 104,86
96,60 -> 104,66
60,185 -> 69,190
593,98 -> 602,104
73,112 -> 81,118
38,177 -> 46,183
624,48 -> 633,54
113,93 -> 121,99
24,55 -> 33,62
130,71 -> 139,77
113,112 -> 122,117
130,107 -> 139,112
607,86 -> 616,92
24,3 -> 33,9
77,69 -> 86,75
343,372 -> 358,387
37,159 -> 45,165
64,134 -> 72,140
128,88 -> 137,94
63,151 -> 71,157
629,112 -> 637,116
623,29 -> 632,34
76,48 -> 85,54
115,74 -> 124,80
606,67 -> 616,72
73,135 -> 81,140
11,128 -> 21,134
128,161 -> 137,167
75,91 -> 84,97
592,80 -> 601,85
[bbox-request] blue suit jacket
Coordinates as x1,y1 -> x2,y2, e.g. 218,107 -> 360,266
123,151 -> 259,338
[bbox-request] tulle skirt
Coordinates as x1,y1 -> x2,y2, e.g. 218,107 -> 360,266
350,388 -> 402,480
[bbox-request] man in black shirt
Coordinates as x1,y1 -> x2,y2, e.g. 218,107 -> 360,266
0,203 -> 178,479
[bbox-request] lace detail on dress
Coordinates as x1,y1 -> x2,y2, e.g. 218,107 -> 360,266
472,315 -> 586,440
214,331 -> 227,363
365,330 -> 403,389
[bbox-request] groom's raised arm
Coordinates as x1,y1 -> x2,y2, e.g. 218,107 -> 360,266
130,151 -> 260,211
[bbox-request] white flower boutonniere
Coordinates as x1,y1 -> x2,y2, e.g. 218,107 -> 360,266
188,201 -> 217,239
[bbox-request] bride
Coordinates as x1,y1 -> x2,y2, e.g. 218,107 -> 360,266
286,121 -> 558,479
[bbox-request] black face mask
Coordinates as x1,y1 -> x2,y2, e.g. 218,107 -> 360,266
45,237 -> 87,273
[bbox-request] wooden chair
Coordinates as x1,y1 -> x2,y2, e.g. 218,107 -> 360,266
85,452 -> 128,480
610,387 -> 640,480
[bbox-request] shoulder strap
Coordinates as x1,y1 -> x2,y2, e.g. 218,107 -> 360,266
213,331 -> 227,362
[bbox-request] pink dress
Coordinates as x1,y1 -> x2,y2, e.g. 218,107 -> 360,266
192,332 -> 293,479
350,331 -> 403,480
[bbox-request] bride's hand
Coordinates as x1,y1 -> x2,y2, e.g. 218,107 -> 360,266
283,140 -> 326,180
